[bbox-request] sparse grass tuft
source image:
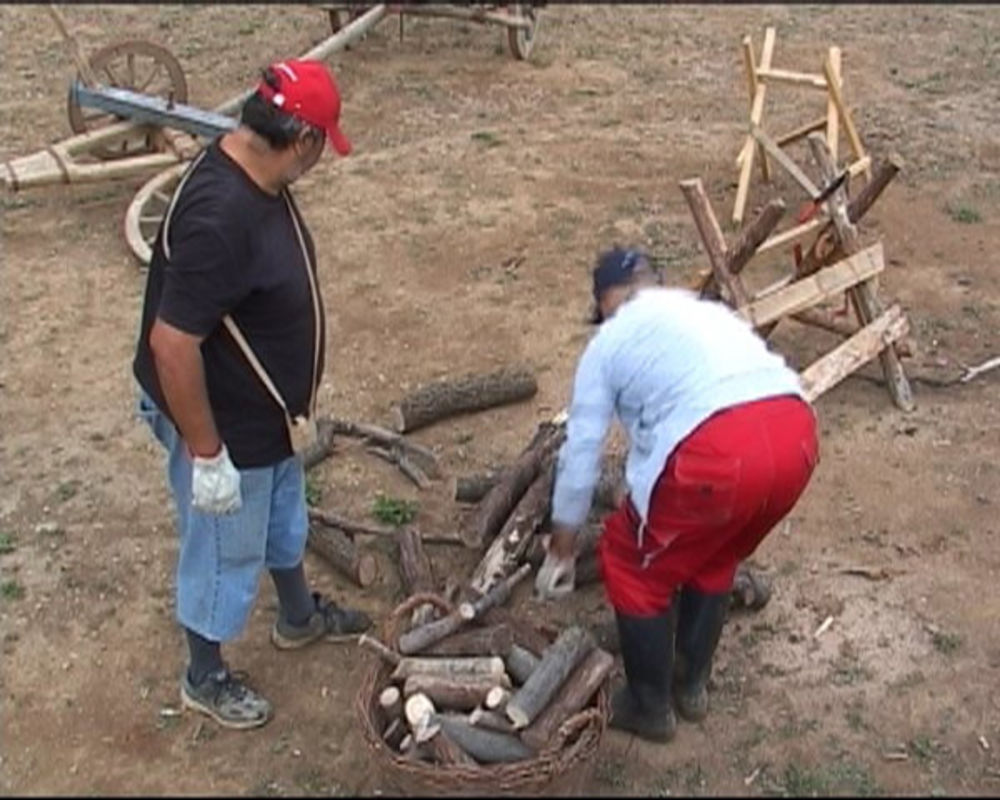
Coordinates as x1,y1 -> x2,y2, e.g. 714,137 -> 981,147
305,475 -> 323,507
470,130 -> 503,148
371,494 -> 418,527
0,532 -> 16,554
1,580 -> 25,601
931,630 -> 962,655
946,202 -> 982,224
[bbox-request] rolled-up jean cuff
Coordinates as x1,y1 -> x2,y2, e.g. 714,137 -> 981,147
136,387 -> 308,642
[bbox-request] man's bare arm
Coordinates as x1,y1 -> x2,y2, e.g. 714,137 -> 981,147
149,318 -> 223,457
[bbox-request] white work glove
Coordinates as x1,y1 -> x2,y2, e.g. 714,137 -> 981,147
191,444 -> 242,515
534,534 -> 577,600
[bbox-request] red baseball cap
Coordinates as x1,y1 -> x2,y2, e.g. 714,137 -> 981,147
257,59 -> 351,156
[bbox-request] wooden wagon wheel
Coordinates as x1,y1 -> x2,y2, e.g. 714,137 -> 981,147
67,39 -> 188,161
124,161 -> 185,267
507,3 -> 540,61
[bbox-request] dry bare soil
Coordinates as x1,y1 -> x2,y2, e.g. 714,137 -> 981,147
2,4 -> 999,796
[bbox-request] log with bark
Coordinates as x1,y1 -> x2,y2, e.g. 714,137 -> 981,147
451,468 -> 504,505
392,365 -> 538,434
402,674 -> 507,712
504,643 -> 541,686
480,607 -> 552,658
423,624 -> 513,657
505,626 -> 595,729
425,727 -> 478,766
461,422 -> 565,549
309,508 -> 462,545
469,706 -> 517,735
390,656 -> 507,682
432,713 -> 536,763
520,648 -> 614,750
304,415 -> 442,481
396,528 -> 438,627
359,633 -> 402,666
306,524 -> 378,588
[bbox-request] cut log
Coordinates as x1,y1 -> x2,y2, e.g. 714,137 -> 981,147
396,528 -> 437,627
458,563 -> 533,622
520,647 -> 614,750
504,644 -> 541,686
317,416 -> 442,478
505,627 -> 595,729
452,469 -> 503,504
426,727 -> 478,766
469,462 -> 556,596
469,706 -> 517,735
310,509 -> 461,545
359,633 -> 402,666
485,686 -> 510,711
383,717 -> 406,750
461,422 -> 564,549
404,693 -> 437,732
391,656 -> 506,682
423,624 -> 514,658
307,525 -> 377,587
301,416 -> 338,471
433,713 -> 536,763
366,444 -> 431,489
481,607 -> 552,658
379,685 -> 403,721
392,366 -> 538,434
680,177 -> 750,307
699,198 -> 786,300
403,674 -> 503,711
397,610 -> 468,657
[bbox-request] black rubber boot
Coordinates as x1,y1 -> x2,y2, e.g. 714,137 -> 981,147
608,606 -> 677,743
673,587 -> 730,722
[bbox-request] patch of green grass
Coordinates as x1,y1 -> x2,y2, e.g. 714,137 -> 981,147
54,480 -> 80,503
945,202 -> 982,224
470,130 -> 503,148
766,759 -> 880,797
0,532 -> 16,554
1,580 -> 24,601
305,475 -> 323,507
371,494 -> 418,527
931,630 -> 963,655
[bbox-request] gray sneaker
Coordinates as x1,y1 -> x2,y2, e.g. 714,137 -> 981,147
180,667 -> 272,730
271,592 -> 372,650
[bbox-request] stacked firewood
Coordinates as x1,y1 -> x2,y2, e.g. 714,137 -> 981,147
360,565 -> 613,765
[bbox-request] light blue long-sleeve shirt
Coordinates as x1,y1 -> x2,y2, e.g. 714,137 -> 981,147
551,287 -> 805,538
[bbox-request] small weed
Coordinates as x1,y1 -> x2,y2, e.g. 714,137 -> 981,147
371,494 -> 418,527
0,532 -> 16,554
766,759 -> 880,797
54,480 -> 80,503
831,657 -> 873,687
684,761 -> 706,793
1,580 -> 24,601
305,475 -> 323,507
888,670 -> 925,695
777,716 -> 819,740
909,734 -> 942,763
470,130 -> 503,148
846,701 -> 867,732
931,630 -> 963,655
946,202 -> 982,224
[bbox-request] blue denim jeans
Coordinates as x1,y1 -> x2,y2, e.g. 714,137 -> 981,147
137,390 -> 308,642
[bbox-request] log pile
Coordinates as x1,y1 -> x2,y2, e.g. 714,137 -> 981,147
360,591 -> 612,766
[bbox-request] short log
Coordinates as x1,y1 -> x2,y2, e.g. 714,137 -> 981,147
433,713 -> 536,763
307,524 -> 377,587
403,674 -> 503,712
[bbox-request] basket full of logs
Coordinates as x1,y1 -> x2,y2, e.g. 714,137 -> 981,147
355,576 -> 611,797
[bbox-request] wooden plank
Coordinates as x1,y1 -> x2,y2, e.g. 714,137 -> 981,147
756,216 -> 826,256
738,242 -> 885,329
741,35 -> 770,182
751,124 -> 821,198
734,26 -> 777,225
822,52 -> 871,180
756,67 -> 827,90
800,305 -> 909,401
826,47 -> 842,162
680,178 -> 750,307
776,115 -> 829,148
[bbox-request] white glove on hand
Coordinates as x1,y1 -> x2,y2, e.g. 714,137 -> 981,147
535,544 -> 576,600
191,444 -> 242,515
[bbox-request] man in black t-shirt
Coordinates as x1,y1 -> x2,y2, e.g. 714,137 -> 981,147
134,59 -> 371,730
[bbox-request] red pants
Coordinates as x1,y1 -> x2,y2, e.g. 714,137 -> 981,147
598,395 -> 818,616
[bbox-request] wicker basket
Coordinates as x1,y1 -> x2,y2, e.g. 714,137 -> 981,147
355,593 -> 609,797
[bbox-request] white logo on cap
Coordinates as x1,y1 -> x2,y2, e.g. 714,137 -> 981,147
274,62 -> 299,82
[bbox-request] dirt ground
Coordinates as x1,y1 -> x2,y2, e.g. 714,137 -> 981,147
2,4 -> 999,796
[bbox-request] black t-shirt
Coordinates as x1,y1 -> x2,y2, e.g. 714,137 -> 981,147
133,140 -> 326,468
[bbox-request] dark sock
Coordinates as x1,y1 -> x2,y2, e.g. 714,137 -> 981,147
185,627 -> 224,686
270,562 -> 316,626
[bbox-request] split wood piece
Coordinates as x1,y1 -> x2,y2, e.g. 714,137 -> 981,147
359,633 -> 402,666
505,643 -> 541,686
317,416 -> 441,479
451,468 -> 503,504
822,53 -> 871,181
307,525 -> 378,587
755,66 -> 827,90
396,528 -> 437,628
826,47 -> 841,162
309,509 -> 461,546
751,125 -> 821,199
391,656 -> 506,682
383,717 -> 406,750
801,306 -> 910,402
734,26 -> 777,225
737,241 -> 885,330
698,199 -> 787,301
469,707 -> 517,735
392,366 -> 538,434
806,134 -> 913,411
791,306 -> 859,339
485,687 -> 511,711
365,444 -> 431,489
796,153 -> 903,278
469,461 -> 556,597
433,713 -> 536,763
426,727 -> 478,766
506,626 -> 595,729
404,693 -> 437,735
520,647 -> 614,751
480,607 -> 552,659
423,624 -> 514,658
680,179 -> 751,307
461,422 -> 564,549
776,114 -> 829,149
380,686 -> 403,721
755,216 -> 826,258
403,674 -> 506,712
398,564 -> 531,655
741,34 -> 770,183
